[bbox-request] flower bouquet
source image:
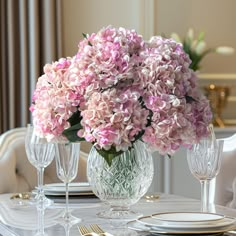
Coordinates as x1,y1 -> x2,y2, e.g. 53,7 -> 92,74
30,26 -> 212,165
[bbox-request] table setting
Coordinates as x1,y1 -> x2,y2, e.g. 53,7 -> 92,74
1,190 -> 236,236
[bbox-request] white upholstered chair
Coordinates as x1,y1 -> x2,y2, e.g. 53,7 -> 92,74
0,127 -> 92,194
214,133 -> 236,208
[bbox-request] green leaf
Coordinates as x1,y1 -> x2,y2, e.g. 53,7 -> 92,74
133,131 -> 144,143
185,95 -> 197,103
183,40 -> 191,55
68,110 -> 81,126
197,31 -> 205,42
96,147 -> 124,166
104,154 -> 115,167
62,123 -> 84,142
167,154 -> 172,158
82,33 -> 92,46
62,110 -> 84,142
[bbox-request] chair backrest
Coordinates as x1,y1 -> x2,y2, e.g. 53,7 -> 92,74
214,133 -> 236,208
0,127 -> 91,193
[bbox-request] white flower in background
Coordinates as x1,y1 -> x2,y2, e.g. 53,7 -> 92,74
194,41 -> 207,55
170,33 -> 181,43
186,28 -> 194,42
215,46 -> 234,55
170,28 -> 234,71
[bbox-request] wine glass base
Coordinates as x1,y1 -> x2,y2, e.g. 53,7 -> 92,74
34,232 -> 48,236
57,213 -> 82,227
97,208 -> 142,220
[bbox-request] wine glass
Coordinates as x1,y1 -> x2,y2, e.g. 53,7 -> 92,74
187,138 -> 224,212
54,141 -> 81,226
25,124 -> 55,207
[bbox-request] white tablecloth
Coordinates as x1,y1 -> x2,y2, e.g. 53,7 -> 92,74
0,193 -> 236,236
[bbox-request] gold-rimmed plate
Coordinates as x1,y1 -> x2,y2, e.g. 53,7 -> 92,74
137,215 -> 235,231
127,219 -> 235,235
42,182 -> 94,197
151,212 -> 225,226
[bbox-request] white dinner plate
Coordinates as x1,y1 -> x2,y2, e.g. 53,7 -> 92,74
43,182 -> 94,196
151,212 -> 225,225
127,219 -> 235,235
137,215 -> 235,231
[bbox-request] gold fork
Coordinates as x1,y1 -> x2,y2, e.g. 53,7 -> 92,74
78,225 -> 98,236
90,224 -> 113,236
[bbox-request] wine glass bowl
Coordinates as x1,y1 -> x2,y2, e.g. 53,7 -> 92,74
187,138 -> 224,212
55,143 -> 79,183
25,124 -> 55,207
187,140 -> 223,180
54,142 -> 81,226
27,143 -> 55,169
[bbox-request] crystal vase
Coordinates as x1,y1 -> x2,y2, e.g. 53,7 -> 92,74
87,140 -> 154,219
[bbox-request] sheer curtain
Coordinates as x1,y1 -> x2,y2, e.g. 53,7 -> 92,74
0,0 -> 62,134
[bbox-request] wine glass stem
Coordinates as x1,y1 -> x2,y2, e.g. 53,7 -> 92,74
37,167 -> 45,201
65,182 -> 69,219
200,179 -> 210,212
37,207 -> 45,235
65,223 -> 70,236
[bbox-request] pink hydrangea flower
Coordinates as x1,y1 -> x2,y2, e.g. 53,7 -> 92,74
30,57 -> 83,140
74,26 -> 145,96
140,36 -> 212,155
79,88 -> 149,152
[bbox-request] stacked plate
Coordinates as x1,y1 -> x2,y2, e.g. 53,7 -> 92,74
128,212 -> 236,235
43,182 -> 95,197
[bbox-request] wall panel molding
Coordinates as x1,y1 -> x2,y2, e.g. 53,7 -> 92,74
138,0 -> 156,40
199,73 -> 236,81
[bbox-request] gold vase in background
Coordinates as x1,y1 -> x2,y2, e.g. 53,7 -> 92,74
204,84 -> 230,128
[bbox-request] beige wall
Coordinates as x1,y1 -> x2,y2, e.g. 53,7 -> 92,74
61,0 -> 146,57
